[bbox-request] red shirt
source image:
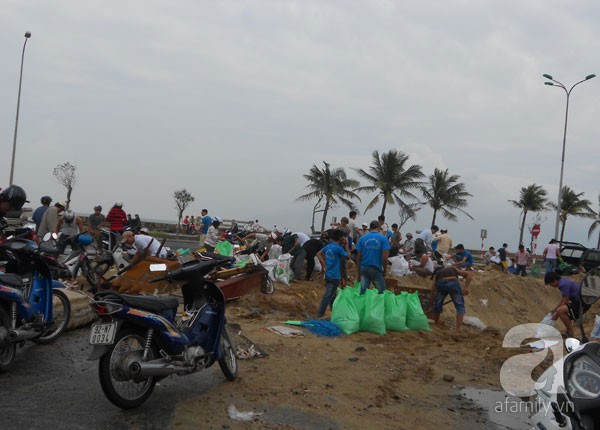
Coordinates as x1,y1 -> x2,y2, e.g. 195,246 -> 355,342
105,207 -> 127,231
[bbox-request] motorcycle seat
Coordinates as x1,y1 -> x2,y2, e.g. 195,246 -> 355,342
96,291 -> 179,313
39,241 -> 61,255
0,273 -> 23,288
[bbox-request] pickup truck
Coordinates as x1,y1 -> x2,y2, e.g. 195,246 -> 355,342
558,241 -> 600,274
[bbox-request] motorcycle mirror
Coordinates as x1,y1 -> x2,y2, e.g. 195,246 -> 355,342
565,338 -> 582,353
149,264 -> 167,272
42,232 -> 53,241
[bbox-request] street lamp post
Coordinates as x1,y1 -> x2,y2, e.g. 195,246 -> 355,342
542,73 -> 596,241
9,31 -> 32,186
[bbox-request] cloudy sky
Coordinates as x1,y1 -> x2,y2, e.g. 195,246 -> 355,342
1,0 -> 599,251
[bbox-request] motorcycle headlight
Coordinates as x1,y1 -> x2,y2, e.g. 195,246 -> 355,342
567,355 -> 600,399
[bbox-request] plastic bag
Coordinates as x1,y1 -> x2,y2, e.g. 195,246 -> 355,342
275,253 -> 294,285
405,291 -> 431,331
535,313 -> 558,338
388,256 -> 409,276
313,257 -> 322,273
359,289 -> 386,335
331,288 -> 360,334
260,259 -> 278,281
384,290 -> 408,331
215,241 -> 233,256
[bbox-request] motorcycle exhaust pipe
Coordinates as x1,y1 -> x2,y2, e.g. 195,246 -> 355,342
8,328 -> 42,342
129,361 -> 192,377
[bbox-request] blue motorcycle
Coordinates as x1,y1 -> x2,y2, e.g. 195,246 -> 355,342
88,252 -> 238,409
0,238 -> 72,372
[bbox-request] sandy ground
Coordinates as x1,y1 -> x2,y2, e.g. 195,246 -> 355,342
164,265 -> 596,430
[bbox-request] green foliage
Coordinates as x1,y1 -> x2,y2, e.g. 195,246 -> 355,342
420,168 -> 473,226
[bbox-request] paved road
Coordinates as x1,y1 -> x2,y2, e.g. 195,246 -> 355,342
0,328 -> 222,430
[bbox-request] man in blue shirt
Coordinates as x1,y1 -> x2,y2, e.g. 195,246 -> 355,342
199,209 -> 212,246
356,220 -> 390,294
453,244 -> 473,269
545,271 -> 590,337
316,229 -> 348,318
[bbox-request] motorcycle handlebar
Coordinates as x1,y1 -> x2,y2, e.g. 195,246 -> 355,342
149,254 -> 235,283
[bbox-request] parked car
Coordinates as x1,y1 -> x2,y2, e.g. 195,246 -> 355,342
581,248 -> 600,273
557,241 -> 600,274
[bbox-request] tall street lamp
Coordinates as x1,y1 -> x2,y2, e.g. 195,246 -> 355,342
542,73 -> 596,241
9,31 -> 32,186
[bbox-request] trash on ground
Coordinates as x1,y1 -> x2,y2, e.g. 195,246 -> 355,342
266,325 -> 305,337
463,316 -> 487,330
227,404 -> 264,422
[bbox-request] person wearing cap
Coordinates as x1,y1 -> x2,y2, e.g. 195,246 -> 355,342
403,233 -> 415,255
88,205 -> 106,247
356,220 -> 390,295
204,217 -> 222,252
32,195 -> 52,233
106,201 -> 128,242
121,230 -> 167,264
37,201 -> 66,238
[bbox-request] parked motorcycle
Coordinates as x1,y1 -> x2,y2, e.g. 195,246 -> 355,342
88,252 -> 238,409
531,267 -> 600,429
0,238 -> 72,372
39,232 -> 97,289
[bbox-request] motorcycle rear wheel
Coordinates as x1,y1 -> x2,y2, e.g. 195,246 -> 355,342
99,328 -> 158,409
33,289 -> 71,345
218,326 -> 238,381
0,306 -> 17,372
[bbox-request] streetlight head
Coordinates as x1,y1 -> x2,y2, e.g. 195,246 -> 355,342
586,74 -> 596,80
543,74 -> 553,80
24,31 -> 31,38
544,82 -> 554,86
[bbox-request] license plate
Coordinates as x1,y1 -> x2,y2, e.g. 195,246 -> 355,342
89,323 -> 117,345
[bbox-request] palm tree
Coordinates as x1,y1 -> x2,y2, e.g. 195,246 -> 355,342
420,168 -> 473,227
297,162 -> 361,233
509,184 -> 548,246
549,186 -> 597,242
353,150 -> 424,217
588,194 -> 600,249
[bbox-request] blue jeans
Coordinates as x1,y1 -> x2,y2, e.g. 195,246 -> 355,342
317,279 -> 340,318
359,266 -> 386,295
434,280 -> 465,315
545,258 -> 557,273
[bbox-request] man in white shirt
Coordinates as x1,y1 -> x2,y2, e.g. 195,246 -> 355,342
122,230 -> 167,265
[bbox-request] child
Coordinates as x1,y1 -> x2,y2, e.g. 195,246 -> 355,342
316,229 -> 348,318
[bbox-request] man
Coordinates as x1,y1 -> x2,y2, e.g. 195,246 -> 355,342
545,271 -> 589,338
348,210 -> 360,247
453,244 -> 474,269
316,229 -> 348,318
32,196 -> 52,233
121,230 -> 167,266
56,209 -> 85,253
543,239 -> 561,274
88,205 -> 106,247
0,185 -> 28,217
105,201 -> 128,242
303,236 -> 325,281
410,249 -> 435,277
432,228 -> 453,258
515,244 -> 531,277
38,201 -> 66,237
415,225 -> 439,254
403,233 -> 415,255
498,243 -> 509,273
199,209 -> 212,246
356,220 -> 390,294
290,231 -> 311,281
378,215 -> 389,236
389,223 -> 402,257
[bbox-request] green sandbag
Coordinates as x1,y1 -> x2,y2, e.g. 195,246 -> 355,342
215,241 -> 233,256
384,290 -> 408,331
331,288 -> 360,334
359,289 -> 386,335
405,291 -> 431,331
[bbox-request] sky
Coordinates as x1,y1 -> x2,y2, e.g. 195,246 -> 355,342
1,0 -> 599,252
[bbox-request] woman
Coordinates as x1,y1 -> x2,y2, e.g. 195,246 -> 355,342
429,265 -> 472,331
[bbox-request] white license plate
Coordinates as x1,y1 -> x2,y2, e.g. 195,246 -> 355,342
89,323 -> 117,345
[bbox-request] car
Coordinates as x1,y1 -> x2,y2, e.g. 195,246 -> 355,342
581,248 -> 600,273
558,241 -> 587,267
557,241 -> 600,274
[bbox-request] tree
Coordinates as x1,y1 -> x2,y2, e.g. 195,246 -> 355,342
297,162 -> 361,233
397,203 -> 421,231
353,150 -> 424,217
549,186 -> 596,242
588,194 -> 600,249
173,189 -> 195,235
509,183 -> 548,246
420,168 -> 473,227
53,162 -> 77,209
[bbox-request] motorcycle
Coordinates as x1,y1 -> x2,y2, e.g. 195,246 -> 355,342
39,232 -> 97,289
87,252 -> 238,409
0,238 -> 72,372
531,267 -> 600,429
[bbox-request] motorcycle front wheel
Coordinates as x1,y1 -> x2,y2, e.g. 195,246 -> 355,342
33,289 -> 71,345
99,328 -> 158,409
218,326 -> 238,381
0,306 -> 17,372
